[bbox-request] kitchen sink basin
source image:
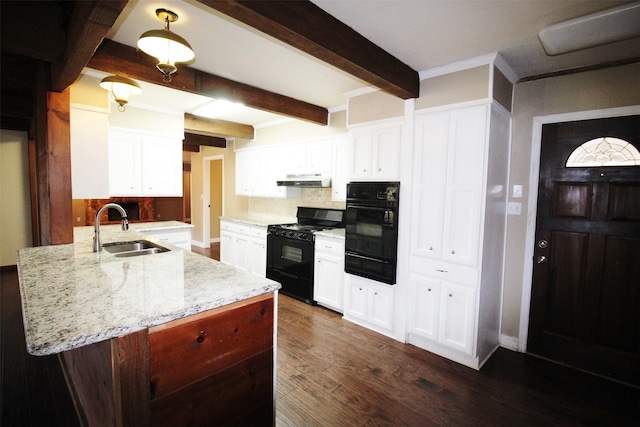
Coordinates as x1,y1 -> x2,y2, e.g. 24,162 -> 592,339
102,240 -> 170,257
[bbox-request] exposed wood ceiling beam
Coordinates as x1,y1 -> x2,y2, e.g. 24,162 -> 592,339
199,0 -> 419,99
184,132 -> 227,149
50,0 -> 129,92
184,114 -> 254,140
88,40 -> 328,126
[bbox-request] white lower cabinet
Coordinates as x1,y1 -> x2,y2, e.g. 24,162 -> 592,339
139,227 -> 192,251
220,220 -> 266,277
409,273 -> 475,356
313,236 -> 345,312
343,274 -> 395,337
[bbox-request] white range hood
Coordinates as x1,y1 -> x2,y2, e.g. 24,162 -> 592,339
276,174 -> 332,188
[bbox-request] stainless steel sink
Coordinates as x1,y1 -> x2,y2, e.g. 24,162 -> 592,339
102,240 -> 170,257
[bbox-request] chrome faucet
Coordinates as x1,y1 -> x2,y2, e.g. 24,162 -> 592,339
93,203 -> 129,252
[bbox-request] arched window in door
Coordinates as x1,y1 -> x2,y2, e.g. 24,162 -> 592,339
566,136 -> 640,167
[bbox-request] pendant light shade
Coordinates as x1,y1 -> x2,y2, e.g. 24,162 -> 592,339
99,75 -> 142,111
137,8 -> 195,82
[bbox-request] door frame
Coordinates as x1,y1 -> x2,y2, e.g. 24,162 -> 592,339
517,105 -> 640,352
202,155 -> 224,249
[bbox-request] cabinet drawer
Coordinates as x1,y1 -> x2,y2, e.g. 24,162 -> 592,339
142,229 -> 190,245
315,237 -> 344,255
149,294 -> 274,399
250,226 -> 267,238
220,221 -> 250,235
420,260 -> 478,286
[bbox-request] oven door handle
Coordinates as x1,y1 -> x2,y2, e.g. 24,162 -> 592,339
345,251 -> 393,264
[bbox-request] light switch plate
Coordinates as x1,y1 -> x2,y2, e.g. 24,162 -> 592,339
512,185 -> 523,198
508,202 -> 522,215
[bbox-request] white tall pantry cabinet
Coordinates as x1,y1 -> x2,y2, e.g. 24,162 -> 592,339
407,102 -> 510,369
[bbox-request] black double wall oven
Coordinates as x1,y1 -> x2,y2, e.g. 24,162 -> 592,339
267,207 -> 345,304
345,182 -> 400,285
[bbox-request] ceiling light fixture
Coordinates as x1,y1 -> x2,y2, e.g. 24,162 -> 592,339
99,75 -> 143,112
539,2 -> 640,56
137,8 -> 195,83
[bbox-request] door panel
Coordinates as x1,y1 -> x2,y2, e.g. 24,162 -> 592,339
528,114 -> 640,386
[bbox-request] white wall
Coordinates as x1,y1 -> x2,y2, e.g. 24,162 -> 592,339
1,130 -> 33,266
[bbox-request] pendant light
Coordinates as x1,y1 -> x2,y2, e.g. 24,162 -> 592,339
99,75 -> 142,112
137,8 -> 195,83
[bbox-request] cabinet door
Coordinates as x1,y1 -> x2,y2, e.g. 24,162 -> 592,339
442,106 -> 487,266
314,253 -> 344,312
235,151 -> 251,196
368,283 -> 394,331
345,278 -> 367,320
249,151 -> 267,196
142,135 -> 182,196
234,233 -> 251,272
306,140 -> 333,173
109,131 -> 141,196
282,145 -> 306,175
411,112 -> 449,261
372,126 -> 400,180
348,130 -> 373,179
439,282 -> 476,355
409,273 -> 441,342
332,137 -> 348,202
249,227 -> 267,278
220,231 -> 235,266
71,107 -> 110,199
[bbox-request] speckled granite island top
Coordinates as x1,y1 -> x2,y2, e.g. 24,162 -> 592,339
17,222 -> 280,356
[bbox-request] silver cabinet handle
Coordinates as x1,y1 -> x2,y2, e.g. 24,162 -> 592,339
536,255 -> 547,264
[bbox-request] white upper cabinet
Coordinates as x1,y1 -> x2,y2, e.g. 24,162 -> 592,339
305,140 -> 333,174
411,106 -> 487,268
70,107 -> 110,199
235,150 -> 267,196
141,135 -> 183,196
109,131 -> 142,196
109,129 -> 183,197
331,137 -> 349,201
348,123 -> 402,181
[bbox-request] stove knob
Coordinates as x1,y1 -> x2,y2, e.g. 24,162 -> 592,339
300,233 -> 307,240
288,231 -> 294,237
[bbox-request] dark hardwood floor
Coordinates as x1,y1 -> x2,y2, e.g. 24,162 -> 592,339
2,247 -> 638,426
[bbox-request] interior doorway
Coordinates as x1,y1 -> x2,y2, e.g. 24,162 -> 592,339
203,156 -> 224,248
527,114 -> 640,386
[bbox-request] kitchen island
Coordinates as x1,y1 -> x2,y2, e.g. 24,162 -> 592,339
17,222 -> 280,426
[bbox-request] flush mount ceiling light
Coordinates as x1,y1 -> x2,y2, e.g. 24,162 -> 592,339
99,75 -> 142,112
137,8 -> 195,83
539,1 -> 640,56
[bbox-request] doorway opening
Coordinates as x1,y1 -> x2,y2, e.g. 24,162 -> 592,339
203,156 -> 224,248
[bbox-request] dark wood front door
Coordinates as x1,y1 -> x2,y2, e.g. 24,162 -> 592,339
528,115 -> 640,387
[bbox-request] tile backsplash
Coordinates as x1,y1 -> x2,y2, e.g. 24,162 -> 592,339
249,188 -> 346,217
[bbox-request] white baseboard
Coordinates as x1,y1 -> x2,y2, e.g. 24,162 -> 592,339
191,239 -> 206,248
499,334 -> 520,352
210,237 -> 220,243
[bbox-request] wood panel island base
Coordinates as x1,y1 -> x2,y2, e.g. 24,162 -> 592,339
59,294 -> 275,427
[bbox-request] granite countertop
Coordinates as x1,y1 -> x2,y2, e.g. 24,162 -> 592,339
17,221 -> 280,356
220,214 -> 296,227
314,228 -> 345,239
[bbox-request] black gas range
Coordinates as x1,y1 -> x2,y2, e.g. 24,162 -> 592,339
266,207 -> 345,304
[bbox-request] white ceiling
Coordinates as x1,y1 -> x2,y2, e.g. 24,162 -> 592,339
99,0 -> 640,127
